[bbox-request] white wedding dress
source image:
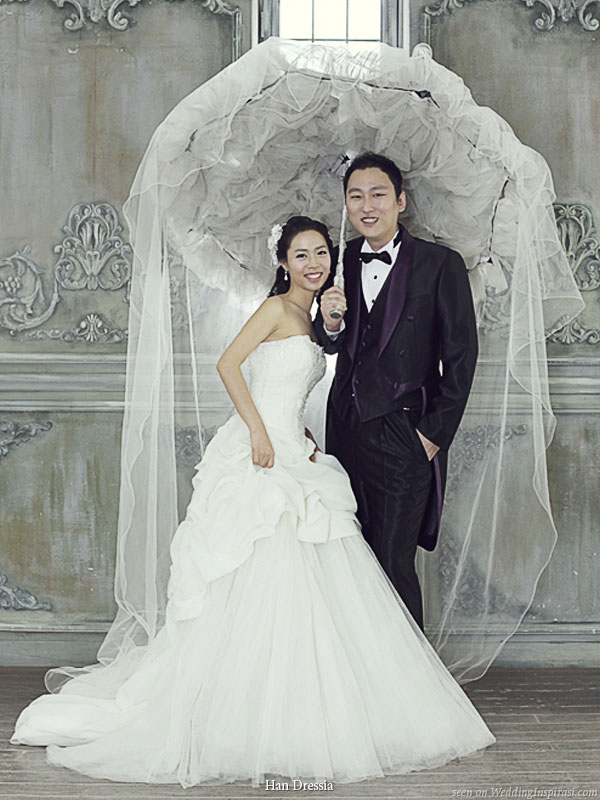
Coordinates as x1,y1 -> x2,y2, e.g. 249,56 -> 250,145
11,334 -> 495,787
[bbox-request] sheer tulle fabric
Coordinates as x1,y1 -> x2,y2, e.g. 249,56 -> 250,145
42,38 -> 582,699
12,338 -> 495,786
24,532 -> 496,787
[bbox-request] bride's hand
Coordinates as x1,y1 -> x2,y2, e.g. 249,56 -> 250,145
250,428 -> 275,469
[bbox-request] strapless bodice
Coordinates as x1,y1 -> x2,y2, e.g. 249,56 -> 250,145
246,335 -> 326,442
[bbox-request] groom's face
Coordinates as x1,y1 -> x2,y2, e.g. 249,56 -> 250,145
345,167 -> 406,250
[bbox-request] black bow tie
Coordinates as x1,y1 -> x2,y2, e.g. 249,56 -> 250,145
360,250 -> 392,265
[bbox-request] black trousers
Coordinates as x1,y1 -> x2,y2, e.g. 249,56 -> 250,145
326,398 -> 432,631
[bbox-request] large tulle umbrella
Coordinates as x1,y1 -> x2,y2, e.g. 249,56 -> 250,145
47,37 -> 582,693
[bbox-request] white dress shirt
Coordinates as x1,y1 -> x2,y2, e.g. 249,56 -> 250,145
324,230 -> 401,336
360,233 -> 401,310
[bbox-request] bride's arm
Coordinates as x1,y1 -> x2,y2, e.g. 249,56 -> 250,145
216,296 -> 284,469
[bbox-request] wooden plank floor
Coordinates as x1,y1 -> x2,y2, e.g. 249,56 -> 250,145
1,667 -> 599,800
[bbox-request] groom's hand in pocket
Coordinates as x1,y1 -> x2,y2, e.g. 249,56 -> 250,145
416,429 -> 440,461
305,427 -> 320,463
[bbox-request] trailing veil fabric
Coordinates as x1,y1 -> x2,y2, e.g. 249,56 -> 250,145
45,37 -> 582,692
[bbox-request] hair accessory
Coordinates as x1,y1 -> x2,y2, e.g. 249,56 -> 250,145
268,223 -> 284,267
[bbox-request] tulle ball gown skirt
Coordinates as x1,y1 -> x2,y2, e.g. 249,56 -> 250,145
11,475 -> 495,785
10,338 -> 495,787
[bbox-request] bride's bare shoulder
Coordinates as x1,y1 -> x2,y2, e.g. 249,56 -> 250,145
260,294 -> 285,311
253,295 -> 286,324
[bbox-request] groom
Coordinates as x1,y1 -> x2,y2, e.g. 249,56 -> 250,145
315,152 -> 478,631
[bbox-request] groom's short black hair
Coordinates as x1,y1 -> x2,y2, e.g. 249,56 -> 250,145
343,152 -> 403,199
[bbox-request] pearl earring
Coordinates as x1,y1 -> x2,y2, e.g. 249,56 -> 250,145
284,270 -> 289,282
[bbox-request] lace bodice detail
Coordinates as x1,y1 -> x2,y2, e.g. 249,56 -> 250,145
246,335 -> 326,441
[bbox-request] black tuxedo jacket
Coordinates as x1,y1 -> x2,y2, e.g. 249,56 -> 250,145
314,226 -> 478,550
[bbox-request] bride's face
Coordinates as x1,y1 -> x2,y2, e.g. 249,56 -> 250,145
283,230 -> 331,292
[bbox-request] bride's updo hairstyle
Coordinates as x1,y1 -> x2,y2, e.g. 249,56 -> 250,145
268,215 -> 334,297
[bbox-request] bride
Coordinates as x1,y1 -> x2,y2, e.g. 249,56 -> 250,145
10,215 -> 495,788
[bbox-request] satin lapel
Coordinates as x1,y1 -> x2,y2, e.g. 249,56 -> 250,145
344,240 -> 364,364
377,227 -> 416,359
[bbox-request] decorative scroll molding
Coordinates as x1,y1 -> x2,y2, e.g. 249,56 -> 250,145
1,204 -> 219,344
446,423 -> 528,500
520,0 -> 600,31
48,0 -> 142,30
168,253 -> 209,331
1,202 -> 130,341
0,0 -> 243,54
0,419 -> 53,460
0,247 -> 61,333
0,572 -> 52,612
422,0 -> 600,35
0,0 -> 242,57
554,203 -> 600,293
424,0 -> 482,16
174,422 -> 218,467
549,203 -> 600,345
548,318 -> 600,345
421,0 -> 495,41
478,283 -> 511,335
434,424 -> 529,614
21,312 -> 127,343
175,424 -> 204,467
436,533 -> 508,615
479,203 -> 600,344
54,204 -> 131,296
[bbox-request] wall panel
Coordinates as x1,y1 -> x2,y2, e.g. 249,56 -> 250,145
412,0 -> 600,662
0,0 -> 250,663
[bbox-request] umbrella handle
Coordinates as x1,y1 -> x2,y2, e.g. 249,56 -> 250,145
329,271 -> 345,320
329,203 -> 347,320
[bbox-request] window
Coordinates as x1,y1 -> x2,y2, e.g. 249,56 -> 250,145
259,0 -> 408,50
280,0 -> 381,51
